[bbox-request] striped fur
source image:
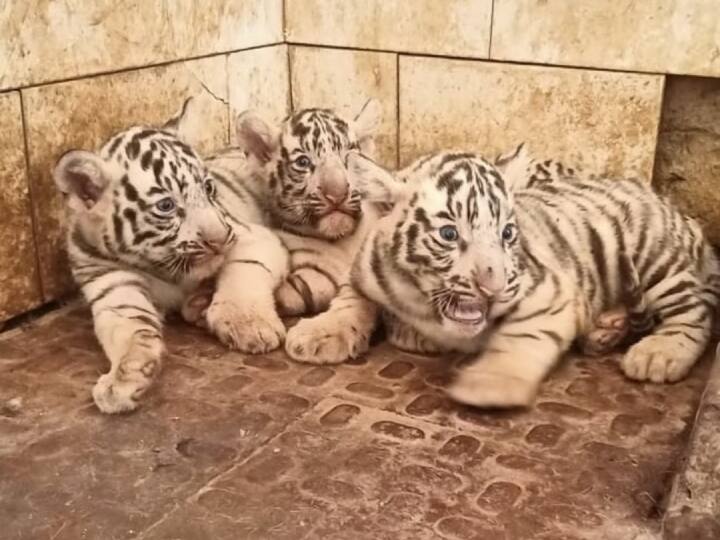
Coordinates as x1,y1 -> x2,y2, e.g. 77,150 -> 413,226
496,144 -> 655,354
54,99 -> 288,413
234,101 -> 384,364
349,151 -> 720,408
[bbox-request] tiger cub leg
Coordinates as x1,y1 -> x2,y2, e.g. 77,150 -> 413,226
448,296 -> 577,408
285,284 -> 379,364
622,276 -> 714,383
275,267 -> 338,317
84,272 -> 164,413
383,311 -> 442,355
205,224 -> 289,353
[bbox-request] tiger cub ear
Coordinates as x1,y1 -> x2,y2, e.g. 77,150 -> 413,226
235,111 -> 279,164
494,142 -> 535,192
162,96 -> 201,144
53,150 -> 113,211
352,98 -> 382,155
347,152 -> 406,204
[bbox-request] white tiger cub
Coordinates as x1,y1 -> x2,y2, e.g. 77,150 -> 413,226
206,101 -> 385,364
347,151 -> 720,408
53,99 -> 288,413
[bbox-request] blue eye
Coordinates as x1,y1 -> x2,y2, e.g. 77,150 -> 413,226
156,197 -> 176,213
502,223 -> 516,242
294,156 -> 312,169
439,225 -> 459,242
204,178 -> 215,197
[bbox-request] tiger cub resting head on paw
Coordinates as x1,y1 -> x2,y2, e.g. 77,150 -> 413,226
235,101 -> 389,365
349,150 -> 719,408
182,101 -> 387,365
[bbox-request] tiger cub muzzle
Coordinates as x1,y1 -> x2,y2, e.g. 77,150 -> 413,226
310,158 -> 362,239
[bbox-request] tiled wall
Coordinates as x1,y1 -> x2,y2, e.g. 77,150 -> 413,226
0,1 -> 287,320
1,0 -> 719,321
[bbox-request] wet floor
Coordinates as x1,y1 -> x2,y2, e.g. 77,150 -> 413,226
0,304 -> 713,539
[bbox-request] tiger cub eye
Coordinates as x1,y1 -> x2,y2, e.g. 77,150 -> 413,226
439,225 -> 459,242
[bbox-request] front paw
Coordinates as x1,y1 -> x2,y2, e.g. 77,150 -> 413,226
206,300 -> 285,354
93,342 -> 163,414
181,291 -> 212,328
447,367 -> 538,408
285,317 -> 369,364
275,281 -> 307,317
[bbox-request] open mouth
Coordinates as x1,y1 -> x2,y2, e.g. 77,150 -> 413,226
442,295 -> 490,326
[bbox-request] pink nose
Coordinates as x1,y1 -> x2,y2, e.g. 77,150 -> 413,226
319,172 -> 349,205
474,264 -> 505,295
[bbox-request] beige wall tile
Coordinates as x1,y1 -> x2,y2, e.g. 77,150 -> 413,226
0,0 -> 283,90
655,77 -> 720,244
492,0 -> 720,77
289,46 -> 398,167
228,45 -> 291,141
285,0 -> 492,58
0,91 -> 43,321
22,56 -> 231,300
399,56 -> 663,179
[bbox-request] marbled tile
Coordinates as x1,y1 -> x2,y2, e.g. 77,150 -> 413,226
491,0 -> 720,76
654,76 -> 720,244
285,0 -> 492,58
0,91 -> 43,321
228,45 -> 291,142
290,46 -> 398,167
22,57 -> 230,300
399,56 -> 664,178
0,0 -> 283,90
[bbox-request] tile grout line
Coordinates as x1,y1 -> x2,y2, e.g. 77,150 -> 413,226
225,53 -> 232,145
287,44 -> 294,112
281,40 -> 670,78
283,0 -> 294,113
17,90 -> 46,304
649,75 -> 668,187
0,42 -> 286,94
396,54 -> 401,168
488,0 -> 495,59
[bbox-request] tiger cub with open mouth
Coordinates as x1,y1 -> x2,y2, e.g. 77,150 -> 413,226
346,150 -> 719,407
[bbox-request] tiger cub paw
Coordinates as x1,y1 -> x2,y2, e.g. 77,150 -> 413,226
621,335 -> 694,383
447,367 -> 538,408
93,341 -> 163,414
579,307 -> 629,356
206,300 -> 285,354
275,281 -> 308,317
181,291 -> 212,328
285,317 -> 370,364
